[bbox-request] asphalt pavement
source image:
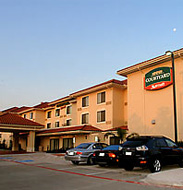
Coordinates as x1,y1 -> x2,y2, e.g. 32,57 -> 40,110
0,152 -> 182,189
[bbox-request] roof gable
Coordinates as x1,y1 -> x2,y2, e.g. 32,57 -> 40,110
0,112 -> 43,127
117,48 -> 183,77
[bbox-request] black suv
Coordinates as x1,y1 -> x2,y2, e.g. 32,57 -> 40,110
119,136 -> 183,172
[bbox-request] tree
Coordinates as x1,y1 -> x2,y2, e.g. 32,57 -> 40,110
117,128 -> 127,143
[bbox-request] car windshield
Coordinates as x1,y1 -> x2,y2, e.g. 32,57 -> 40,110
103,145 -> 121,150
75,143 -> 91,149
123,140 -> 147,147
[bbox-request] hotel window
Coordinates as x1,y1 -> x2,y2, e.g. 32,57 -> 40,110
97,110 -> 106,123
82,96 -> 89,107
47,123 -> 51,129
66,105 -> 72,115
47,111 -> 51,118
30,112 -> 33,119
82,113 -> 89,124
97,92 -> 106,104
55,121 -> 59,128
66,119 -> 72,126
24,114 -> 27,119
55,109 -> 60,117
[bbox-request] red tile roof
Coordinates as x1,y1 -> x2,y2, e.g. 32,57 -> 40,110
2,106 -> 31,113
0,112 -> 43,127
2,107 -> 19,113
70,79 -> 127,96
49,96 -> 71,106
37,125 -> 102,134
104,126 -> 128,131
2,102 -> 50,114
33,102 -> 50,109
15,107 -> 31,113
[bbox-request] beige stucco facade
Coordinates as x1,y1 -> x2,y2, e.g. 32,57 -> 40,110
118,48 -> 183,141
20,109 -> 45,126
38,81 -> 127,151
74,86 -> 127,130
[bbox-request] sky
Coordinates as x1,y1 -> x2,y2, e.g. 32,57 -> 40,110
0,0 -> 183,110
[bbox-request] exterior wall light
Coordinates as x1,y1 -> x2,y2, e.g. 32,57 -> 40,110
151,120 -> 156,125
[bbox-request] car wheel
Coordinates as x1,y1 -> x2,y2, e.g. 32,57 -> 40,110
178,157 -> 183,167
124,164 -> 134,171
149,158 -> 162,173
72,161 -> 79,165
87,156 -> 95,165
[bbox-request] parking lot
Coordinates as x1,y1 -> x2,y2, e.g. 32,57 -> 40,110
0,152 -> 182,190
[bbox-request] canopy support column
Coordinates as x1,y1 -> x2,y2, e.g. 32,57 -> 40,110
27,131 -> 35,152
12,132 -> 19,151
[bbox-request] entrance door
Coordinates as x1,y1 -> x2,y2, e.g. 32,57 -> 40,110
110,137 -> 121,145
50,139 -> 59,151
63,138 -> 73,151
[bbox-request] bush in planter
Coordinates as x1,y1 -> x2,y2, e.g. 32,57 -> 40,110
177,141 -> 183,148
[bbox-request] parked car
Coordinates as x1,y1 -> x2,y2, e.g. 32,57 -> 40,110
65,142 -> 108,165
118,136 -> 183,172
93,144 -> 123,167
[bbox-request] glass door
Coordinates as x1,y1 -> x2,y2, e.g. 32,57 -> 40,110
63,138 -> 73,151
50,139 -> 59,151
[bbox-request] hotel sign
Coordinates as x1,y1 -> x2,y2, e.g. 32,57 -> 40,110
144,67 -> 173,90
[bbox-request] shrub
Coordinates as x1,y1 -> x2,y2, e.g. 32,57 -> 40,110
177,141 -> 183,147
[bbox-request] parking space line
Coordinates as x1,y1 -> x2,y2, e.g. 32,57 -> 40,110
1,158 -> 183,189
85,171 -> 116,176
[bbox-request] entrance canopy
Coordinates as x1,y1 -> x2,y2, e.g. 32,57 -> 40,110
0,112 -> 44,132
0,112 -> 44,152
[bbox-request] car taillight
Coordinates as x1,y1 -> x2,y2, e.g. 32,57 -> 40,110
93,153 -> 96,157
140,161 -> 147,164
108,153 -> 116,158
76,151 -> 82,155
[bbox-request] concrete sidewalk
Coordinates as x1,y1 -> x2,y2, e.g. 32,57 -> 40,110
142,168 -> 183,187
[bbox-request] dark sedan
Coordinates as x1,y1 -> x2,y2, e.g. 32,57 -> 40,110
93,145 -> 123,167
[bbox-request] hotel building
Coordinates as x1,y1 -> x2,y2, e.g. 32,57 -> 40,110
2,47 -> 183,152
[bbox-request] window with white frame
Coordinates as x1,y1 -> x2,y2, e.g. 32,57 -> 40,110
66,119 -> 72,126
97,91 -> 106,104
55,121 -> 60,128
47,111 -> 52,118
47,123 -> 51,128
97,110 -> 106,123
81,113 -> 89,124
55,109 -> 60,117
24,114 -> 27,119
82,96 -> 89,107
66,105 -> 72,115
30,112 -> 33,119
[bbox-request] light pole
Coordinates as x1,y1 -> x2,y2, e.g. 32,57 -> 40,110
165,50 -> 178,143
